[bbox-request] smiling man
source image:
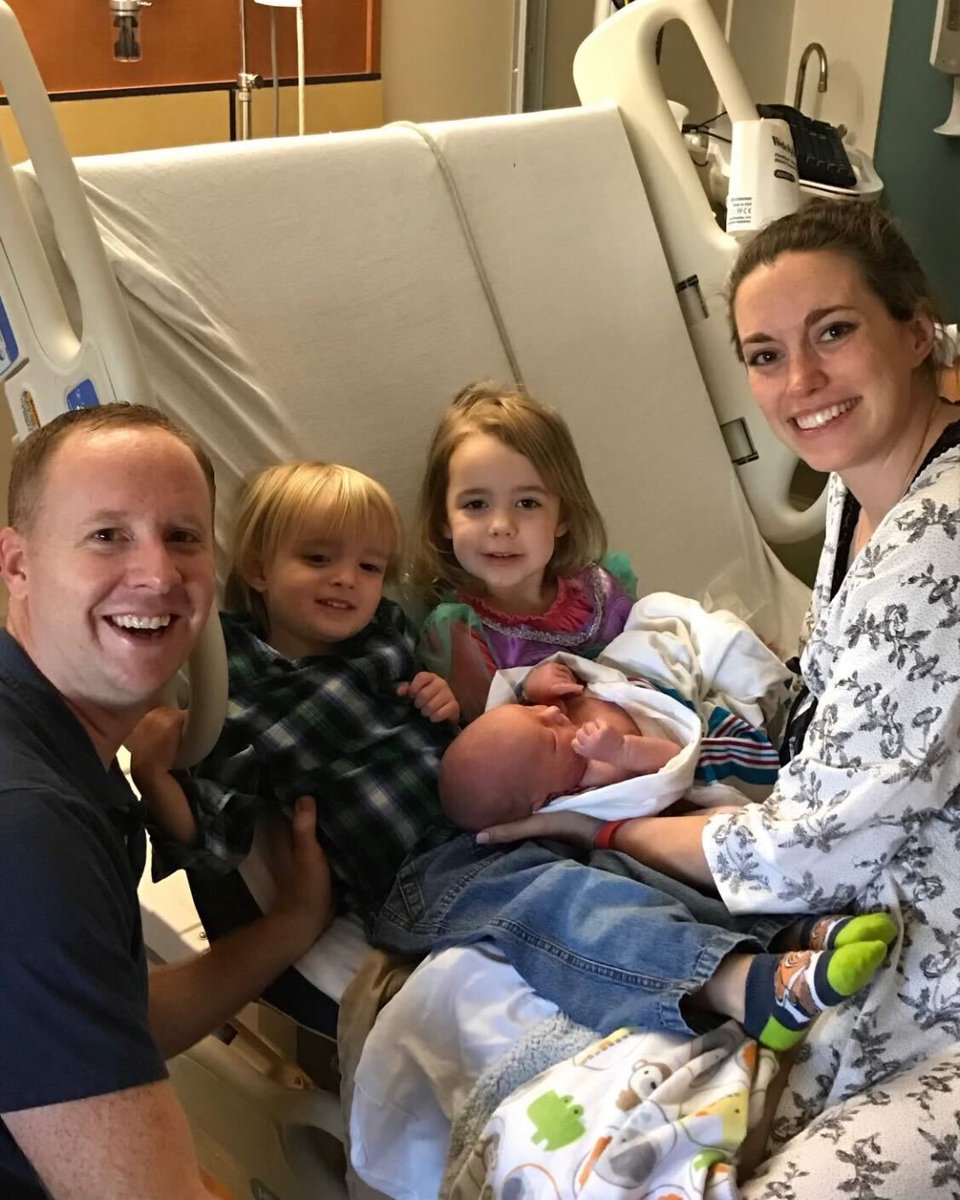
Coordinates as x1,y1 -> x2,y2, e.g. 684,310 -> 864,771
0,405 -> 332,1200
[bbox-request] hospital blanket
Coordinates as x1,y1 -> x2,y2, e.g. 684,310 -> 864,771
446,1022 -> 780,1200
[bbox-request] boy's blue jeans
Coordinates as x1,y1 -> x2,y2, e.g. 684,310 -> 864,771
373,834 -> 786,1035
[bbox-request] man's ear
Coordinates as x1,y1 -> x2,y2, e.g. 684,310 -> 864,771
0,526 -> 29,599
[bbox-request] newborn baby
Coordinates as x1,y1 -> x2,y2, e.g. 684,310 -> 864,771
440,661 -> 681,832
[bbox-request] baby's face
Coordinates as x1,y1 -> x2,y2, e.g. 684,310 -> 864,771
509,705 -> 586,809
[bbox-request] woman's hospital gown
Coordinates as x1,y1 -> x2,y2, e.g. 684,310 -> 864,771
704,439 -> 960,1141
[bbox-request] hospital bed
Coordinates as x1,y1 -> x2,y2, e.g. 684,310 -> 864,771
1,0 -> 958,1196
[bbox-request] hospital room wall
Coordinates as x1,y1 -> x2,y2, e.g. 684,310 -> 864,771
0,82 -> 384,163
874,0 -> 960,323
380,0 -> 516,121
378,0 -> 599,121
662,0 -> 892,155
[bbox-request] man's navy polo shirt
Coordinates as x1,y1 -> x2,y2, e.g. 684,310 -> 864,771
0,632 -> 166,1198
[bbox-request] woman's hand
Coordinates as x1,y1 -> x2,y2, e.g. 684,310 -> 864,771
477,809 -> 603,849
398,672 -> 461,724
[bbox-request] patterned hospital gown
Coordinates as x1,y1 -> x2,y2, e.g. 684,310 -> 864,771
704,430 -> 960,1140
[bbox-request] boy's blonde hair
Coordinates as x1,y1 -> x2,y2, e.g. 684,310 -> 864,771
412,382 -> 607,603
226,461 -> 404,627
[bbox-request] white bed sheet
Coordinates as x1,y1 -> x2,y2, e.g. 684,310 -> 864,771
351,946 -> 557,1200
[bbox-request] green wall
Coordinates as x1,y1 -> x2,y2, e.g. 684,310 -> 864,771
875,0 -> 960,322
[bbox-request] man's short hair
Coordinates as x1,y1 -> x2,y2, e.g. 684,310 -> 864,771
7,403 -> 217,530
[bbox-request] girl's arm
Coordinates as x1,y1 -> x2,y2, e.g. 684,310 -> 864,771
418,603 -> 497,723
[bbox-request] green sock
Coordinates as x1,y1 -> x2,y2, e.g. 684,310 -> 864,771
801,912 -> 897,951
744,942 -> 887,1052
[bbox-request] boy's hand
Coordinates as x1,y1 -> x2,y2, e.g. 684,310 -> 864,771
523,662 -> 584,704
398,672 -> 460,724
127,706 -> 187,783
573,719 -> 624,763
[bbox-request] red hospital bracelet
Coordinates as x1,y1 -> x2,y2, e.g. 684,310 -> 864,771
594,818 -> 631,851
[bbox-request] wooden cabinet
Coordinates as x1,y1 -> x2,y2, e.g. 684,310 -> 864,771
3,0 -> 379,95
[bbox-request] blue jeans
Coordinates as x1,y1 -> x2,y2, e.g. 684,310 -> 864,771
373,834 -> 786,1035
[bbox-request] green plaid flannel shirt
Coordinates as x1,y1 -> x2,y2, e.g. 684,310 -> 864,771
153,602 -> 456,929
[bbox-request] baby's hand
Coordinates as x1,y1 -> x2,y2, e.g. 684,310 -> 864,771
398,672 -> 460,724
573,720 -> 624,763
127,706 -> 186,782
523,661 -> 584,704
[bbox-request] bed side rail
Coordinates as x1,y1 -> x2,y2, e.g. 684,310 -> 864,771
575,0 -> 828,544
0,2 -> 226,765
0,0 -> 150,435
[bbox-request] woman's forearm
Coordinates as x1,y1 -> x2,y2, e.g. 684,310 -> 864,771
609,812 -> 716,889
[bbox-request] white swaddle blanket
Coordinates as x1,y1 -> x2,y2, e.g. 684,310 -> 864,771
487,657 -> 703,819
485,593 -> 790,819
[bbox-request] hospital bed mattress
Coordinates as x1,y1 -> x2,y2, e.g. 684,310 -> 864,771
13,107 -> 808,652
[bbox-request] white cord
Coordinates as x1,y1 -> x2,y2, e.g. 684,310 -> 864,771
296,2 -> 305,136
392,122 -> 527,392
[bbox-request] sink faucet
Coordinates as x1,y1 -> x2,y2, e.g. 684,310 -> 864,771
794,42 -> 828,111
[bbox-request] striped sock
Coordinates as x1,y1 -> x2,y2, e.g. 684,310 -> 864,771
744,942 -> 887,1051
800,912 -> 897,952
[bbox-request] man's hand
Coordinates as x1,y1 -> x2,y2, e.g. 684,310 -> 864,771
148,796 -> 334,1059
263,796 -> 334,951
572,719 -> 624,763
127,706 -> 186,785
523,662 -> 584,704
398,672 -> 460,724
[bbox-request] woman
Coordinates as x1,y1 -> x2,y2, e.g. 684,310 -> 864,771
483,199 -> 960,1147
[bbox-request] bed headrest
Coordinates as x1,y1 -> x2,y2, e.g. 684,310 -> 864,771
14,106 -> 808,651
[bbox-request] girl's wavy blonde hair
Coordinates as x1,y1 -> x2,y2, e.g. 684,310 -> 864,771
226,461 -> 403,628
411,382 -> 607,604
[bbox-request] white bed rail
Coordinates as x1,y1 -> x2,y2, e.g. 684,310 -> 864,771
575,0 -> 828,544
0,0 -> 226,766
0,2 -> 150,430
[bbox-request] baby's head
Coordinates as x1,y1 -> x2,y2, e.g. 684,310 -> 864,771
412,381 -> 608,602
226,461 -> 403,657
439,703 -> 587,831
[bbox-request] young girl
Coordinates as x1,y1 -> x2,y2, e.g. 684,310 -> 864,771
130,461 -> 458,931
411,382 -> 637,722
